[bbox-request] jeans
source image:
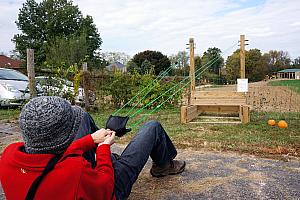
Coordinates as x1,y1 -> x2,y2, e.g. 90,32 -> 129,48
75,113 -> 178,200
75,112 -> 98,168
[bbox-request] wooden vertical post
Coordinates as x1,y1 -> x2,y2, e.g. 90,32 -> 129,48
181,106 -> 187,123
240,35 -> 245,79
82,62 -> 90,110
189,38 -> 195,105
26,49 -> 36,98
240,105 -> 250,123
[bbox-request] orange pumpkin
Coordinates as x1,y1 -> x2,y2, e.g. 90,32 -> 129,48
278,120 -> 288,128
267,119 -> 276,126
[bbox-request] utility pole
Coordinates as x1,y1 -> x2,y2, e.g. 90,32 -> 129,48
188,38 -> 195,105
26,49 -> 36,98
82,62 -> 90,111
239,35 -> 247,79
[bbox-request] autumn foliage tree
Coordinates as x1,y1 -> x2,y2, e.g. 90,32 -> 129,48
261,50 -> 292,75
225,48 -> 292,82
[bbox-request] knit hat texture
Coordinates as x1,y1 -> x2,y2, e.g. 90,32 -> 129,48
19,96 -> 84,154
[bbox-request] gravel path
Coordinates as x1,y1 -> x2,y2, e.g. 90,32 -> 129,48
1,122 -> 300,200
127,148 -> 300,200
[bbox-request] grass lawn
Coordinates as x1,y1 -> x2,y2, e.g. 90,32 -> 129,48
91,108 -> 300,158
268,80 -> 300,94
0,108 -> 21,121
1,106 -> 299,158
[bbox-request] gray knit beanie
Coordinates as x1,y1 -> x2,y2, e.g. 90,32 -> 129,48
19,96 -> 84,154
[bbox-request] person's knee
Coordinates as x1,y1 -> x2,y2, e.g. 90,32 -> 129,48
138,120 -> 163,139
144,120 -> 161,129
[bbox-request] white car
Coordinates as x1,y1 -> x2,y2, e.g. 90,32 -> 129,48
0,68 -> 30,106
35,76 -> 95,104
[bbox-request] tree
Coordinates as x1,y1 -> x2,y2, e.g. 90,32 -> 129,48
261,50 -> 292,75
140,59 -> 155,74
126,60 -> 141,74
262,50 -> 291,74
102,52 -> 131,65
131,50 -> 171,75
226,49 -> 293,82
88,52 -> 108,70
13,0 -> 102,66
169,51 -> 189,69
225,49 -> 241,82
226,49 -> 268,82
169,51 -> 189,76
195,55 -> 202,72
46,33 -> 87,67
198,47 -> 224,84
201,47 -> 224,74
267,50 -> 291,68
245,49 -> 266,81
293,57 -> 300,68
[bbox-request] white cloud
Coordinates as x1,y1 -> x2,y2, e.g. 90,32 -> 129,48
0,1 -> 23,54
290,22 -> 300,27
0,0 -> 300,59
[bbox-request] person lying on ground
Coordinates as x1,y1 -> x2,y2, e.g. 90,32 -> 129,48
0,96 -> 185,200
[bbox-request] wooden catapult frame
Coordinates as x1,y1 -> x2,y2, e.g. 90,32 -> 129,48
181,35 -> 250,124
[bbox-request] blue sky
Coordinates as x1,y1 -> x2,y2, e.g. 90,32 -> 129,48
0,0 -> 300,59
235,0 -> 266,8
215,0 -> 266,16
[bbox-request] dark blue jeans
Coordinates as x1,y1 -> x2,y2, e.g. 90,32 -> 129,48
75,113 -> 177,200
74,112 -> 98,168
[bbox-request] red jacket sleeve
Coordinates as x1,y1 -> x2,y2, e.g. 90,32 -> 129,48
77,144 -> 115,200
64,134 -> 96,155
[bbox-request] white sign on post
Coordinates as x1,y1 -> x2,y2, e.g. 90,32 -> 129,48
237,79 -> 248,92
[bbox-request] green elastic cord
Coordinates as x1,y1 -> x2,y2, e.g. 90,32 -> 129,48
125,67 -> 173,116
131,55 -> 222,128
130,42 -> 238,127
113,66 -> 173,116
128,53 -> 222,118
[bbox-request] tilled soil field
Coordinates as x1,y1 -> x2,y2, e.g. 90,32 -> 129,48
195,81 -> 300,112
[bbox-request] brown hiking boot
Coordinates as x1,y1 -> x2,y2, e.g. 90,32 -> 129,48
150,160 -> 186,178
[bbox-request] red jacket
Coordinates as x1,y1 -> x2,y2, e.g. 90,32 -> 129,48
0,135 -> 116,200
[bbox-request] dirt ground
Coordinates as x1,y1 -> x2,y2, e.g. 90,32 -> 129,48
126,148 -> 300,200
1,122 -> 300,200
198,80 -> 300,112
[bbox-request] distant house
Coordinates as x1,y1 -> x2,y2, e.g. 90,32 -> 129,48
0,55 -> 22,69
106,61 -> 126,73
277,68 -> 300,80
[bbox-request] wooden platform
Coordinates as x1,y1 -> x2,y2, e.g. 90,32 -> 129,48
181,91 -> 250,124
181,36 -> 250,125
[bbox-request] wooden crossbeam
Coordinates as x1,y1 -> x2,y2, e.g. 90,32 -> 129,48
192,91 -> 246,98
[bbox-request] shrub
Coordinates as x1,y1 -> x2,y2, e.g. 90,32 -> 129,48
98,70 -> 183,109
108,72 -> 136,107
